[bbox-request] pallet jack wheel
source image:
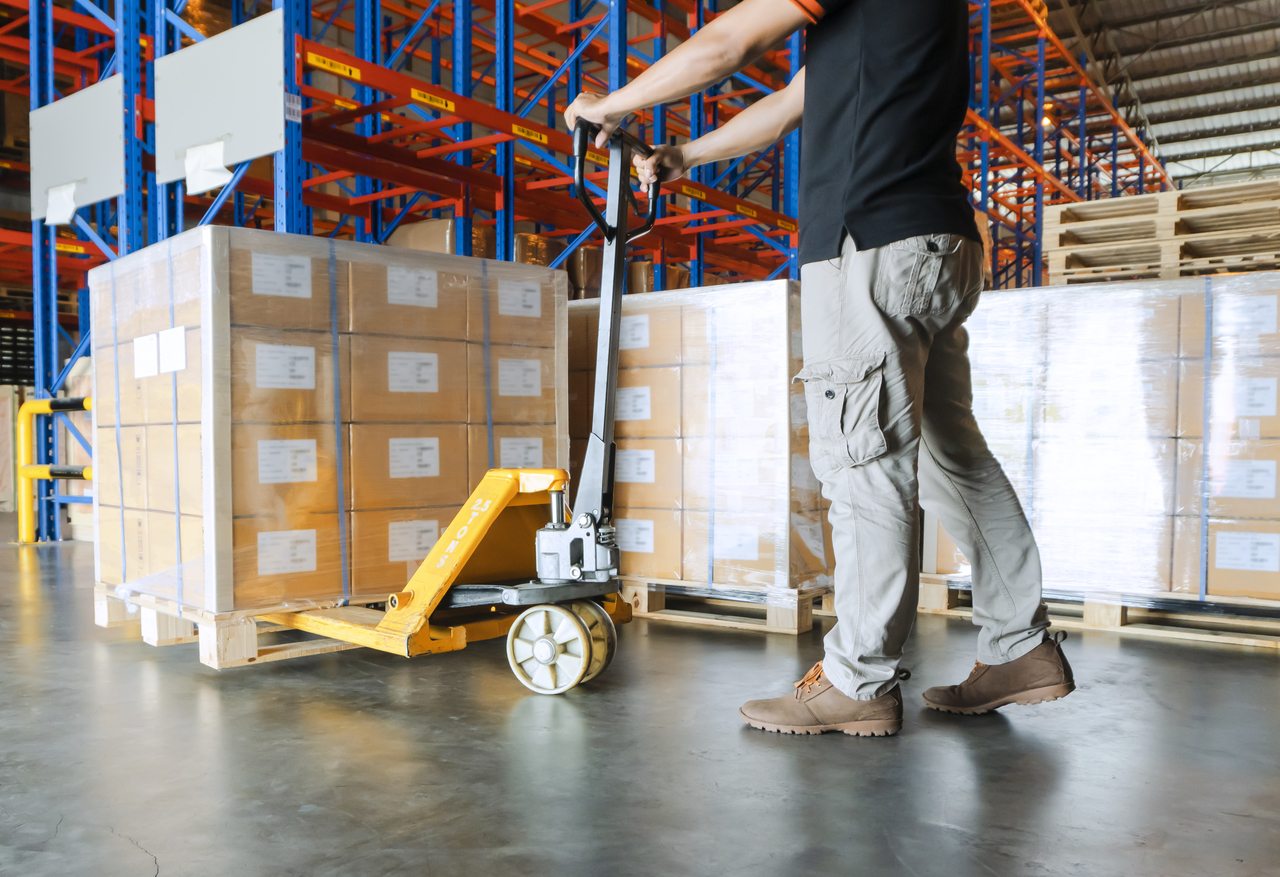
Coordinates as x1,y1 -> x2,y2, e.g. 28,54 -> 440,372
507,604 -> 591,695
570,600 -> 618,683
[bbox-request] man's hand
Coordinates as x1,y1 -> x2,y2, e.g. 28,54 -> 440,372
564,92 -> 624,148
634,145 -> 688,186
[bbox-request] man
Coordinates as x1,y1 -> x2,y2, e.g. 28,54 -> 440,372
565,0 -> 1073,737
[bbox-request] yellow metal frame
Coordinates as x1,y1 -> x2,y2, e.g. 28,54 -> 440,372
17,397 -> 93,543
262,468 -> 631,656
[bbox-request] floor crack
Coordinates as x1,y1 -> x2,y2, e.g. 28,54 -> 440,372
110,826 -> 159,876
52,813 -> 63,840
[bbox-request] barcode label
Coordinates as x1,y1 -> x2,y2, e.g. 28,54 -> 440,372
252,253 -> 312,298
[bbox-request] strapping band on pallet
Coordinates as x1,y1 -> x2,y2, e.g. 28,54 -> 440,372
1198,276 -> 1212,602
108,258 -> 127,583
166,238 -> 184,614
329,239 -> 350,599
481,258 -> 495,467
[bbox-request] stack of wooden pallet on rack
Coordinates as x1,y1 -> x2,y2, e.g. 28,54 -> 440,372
1044,180 -> 1280,285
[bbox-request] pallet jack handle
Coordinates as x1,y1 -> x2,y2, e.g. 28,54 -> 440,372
573,121 -> 659,244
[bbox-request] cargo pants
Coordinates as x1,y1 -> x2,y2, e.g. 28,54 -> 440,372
797,232 -> 1049,700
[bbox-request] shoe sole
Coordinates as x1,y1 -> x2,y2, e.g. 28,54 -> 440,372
922,682 -> 1075,715
738,709 -> 902,737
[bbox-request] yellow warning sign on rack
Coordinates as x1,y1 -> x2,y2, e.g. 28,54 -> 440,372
511,124 -> 548,144
308,52 -> 360,80
412,89 -> 454,112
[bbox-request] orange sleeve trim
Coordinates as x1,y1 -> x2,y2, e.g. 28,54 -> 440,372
787,0 -> 824,23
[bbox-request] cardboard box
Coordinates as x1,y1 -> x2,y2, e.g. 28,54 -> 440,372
145,510 -> 205,576
229,244 -> 350,332
384,217 -> 454,253
467,423 -> 558,489
1175,438 -> 1280,518
95,426 -> 147,509
681,362 -> 791,439
347,423 -> 469,510
231,423 -> 349,516
568,370 -> 593,438
351,506 -> 456,593
231,512 -> 349,609
1043,288 -> 1180,360
1041,357 -> 1177,438
565,301 -> 683,368
682,436 -> 787,512
615,367 -> 681,438
568,307 -> 593,371
144,423 -> 203,515
1032,509 -> 1172,592
1173,516 -> 1280,601
682,509 -> 783,588
1034,438 -> 1176,516
468,275 -> 559,347
569,438 -> 587,504
514,232 -> 566,268
1181,289 -> 1280,358
349,335 -> 468,423
347,260 -> 469,340
230,328 -> 351,423
567,246 -> 602,293
614,507 -> 682,580
682,293 -> 790,364
613,438 -> 683,509
1179,359 -> 1280,439
466,343 -> 557,424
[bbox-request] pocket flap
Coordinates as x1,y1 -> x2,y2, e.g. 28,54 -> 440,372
793,353 -> 886,385
886,234 -> 965,256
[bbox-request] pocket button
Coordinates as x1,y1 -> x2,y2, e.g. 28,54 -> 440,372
926,240 -> 939,253
825,389 -> 835,399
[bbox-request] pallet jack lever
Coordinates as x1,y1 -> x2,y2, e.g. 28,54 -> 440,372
572,121 -> 659,244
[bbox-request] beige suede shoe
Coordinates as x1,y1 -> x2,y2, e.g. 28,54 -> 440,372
739,662 -> 903,736
923,632 -> 1075,715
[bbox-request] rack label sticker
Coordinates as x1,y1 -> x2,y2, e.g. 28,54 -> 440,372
616,386 -> 651,421
615,518 -> 655,554
619,314 -> 650,349
587,150 -> 608,166
411,88 -> 455,112
389,437 -> 440,479
387,266 -> 439,308
55,241 -> 86,254
1215,295 -> 1278,337
1214,459 -> 1277,499
1215,530 -> 1280,572
499,437 -> 543,468
614,449 -> 655,483
133,334 -> 159,379
498,358 -> 542,397
257,529 -> 318,576
387,351 -> 439,393
714,524 -> 759,561
258,439 -> 318,484
256,343 -> 316,389
388,519 -> 441,562
734,204 -> 757,218
777,218 -> 797,232
252,252 -> 312,298
158,326 -> 187,373
1232,377 -> 1278,417
511,123 -> 548,144
680,185 -> 702,200
308,52 -> 360,80
498,280 -> 541,318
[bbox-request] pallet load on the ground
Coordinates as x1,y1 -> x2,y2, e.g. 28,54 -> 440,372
1044,179 -> 1280,285
963,270 -> 1280,608
568,281 -> 831,634
89,226 -> 567,665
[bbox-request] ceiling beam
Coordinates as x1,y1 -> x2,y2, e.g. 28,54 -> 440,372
1156,118 -> 1280,145
1162,138 -> 1280,163
1146,93 -> 1280,125
1106,20 -> 1280,59
1077,0 -> 1258,33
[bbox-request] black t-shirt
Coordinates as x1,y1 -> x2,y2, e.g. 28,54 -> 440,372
791,0 -> 979,264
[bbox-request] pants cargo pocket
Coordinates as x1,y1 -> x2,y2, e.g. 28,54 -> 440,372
873,234 -> 972,316
794,355 -> 888,480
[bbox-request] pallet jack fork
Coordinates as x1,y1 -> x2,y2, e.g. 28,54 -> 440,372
264,121 -> 658,694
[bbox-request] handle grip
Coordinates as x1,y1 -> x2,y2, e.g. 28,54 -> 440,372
573,120 -> 660,244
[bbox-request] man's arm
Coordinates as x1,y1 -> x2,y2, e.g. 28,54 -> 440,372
634,67 -> 805,186
564,0 -> 811,146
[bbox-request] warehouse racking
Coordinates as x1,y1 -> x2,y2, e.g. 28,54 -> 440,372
10,0 -> 1165,540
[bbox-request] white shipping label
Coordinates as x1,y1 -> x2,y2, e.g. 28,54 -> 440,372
714,381 -> 755,418
252,252 -> 312,298
388,519 -> 440,562
1215,295 -> 1278,336
257,529 -> 318,576
500,437 -> 543,468
389,437 -> 440,479
498,280 -> 542,318
616,518 -> 655,553
387,351 -> 439,393
1215,530 -> 1280,572
158,326 -> 187,373
616,386 -> 652,421
133,334 -> 159,379
498,358 -> 542,397
1235,378 -> 1278,417
615,449 -> 656,483
256,343 -> 316,390
1214,459 -> 1277,499
387,266 -> 438,308
257,439 -> 318,484
714,524 -> 759,561
1240,418 -> 1262,440
618,314 -> 650,350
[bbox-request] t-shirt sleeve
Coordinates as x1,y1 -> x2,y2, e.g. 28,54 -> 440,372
787,0 -> 849,23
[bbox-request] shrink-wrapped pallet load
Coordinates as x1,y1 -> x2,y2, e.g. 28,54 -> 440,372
91,226 -> 567,615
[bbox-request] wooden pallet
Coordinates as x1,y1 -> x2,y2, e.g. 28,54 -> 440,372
619,578 -> 828,635
917,579 -> 1280,651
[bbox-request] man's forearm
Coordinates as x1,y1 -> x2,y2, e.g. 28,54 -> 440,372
682,70 -> 805,171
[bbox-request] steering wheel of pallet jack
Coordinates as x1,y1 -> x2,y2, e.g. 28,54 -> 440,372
507,604 -> 591,694
570,600 -> 618,683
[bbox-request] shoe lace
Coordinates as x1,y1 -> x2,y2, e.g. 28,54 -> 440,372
794,662 -> 824,697
968,661 -> 986,680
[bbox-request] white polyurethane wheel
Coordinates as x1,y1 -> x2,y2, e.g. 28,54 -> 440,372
507,604 -> 591,695
570,600 -> 617,683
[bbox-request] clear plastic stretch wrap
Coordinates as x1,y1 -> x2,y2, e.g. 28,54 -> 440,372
91,226 -> 568,614
966,271 -> 1280,604
568,280 -> 831,594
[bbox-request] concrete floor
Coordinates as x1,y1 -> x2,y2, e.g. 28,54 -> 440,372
1,515 -> 1278,876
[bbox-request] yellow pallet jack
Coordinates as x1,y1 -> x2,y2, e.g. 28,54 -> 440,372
263,122 -> 657,694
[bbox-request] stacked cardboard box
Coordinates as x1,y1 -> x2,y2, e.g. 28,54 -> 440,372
91,226 -> 566,613
568,281 -> 829,593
